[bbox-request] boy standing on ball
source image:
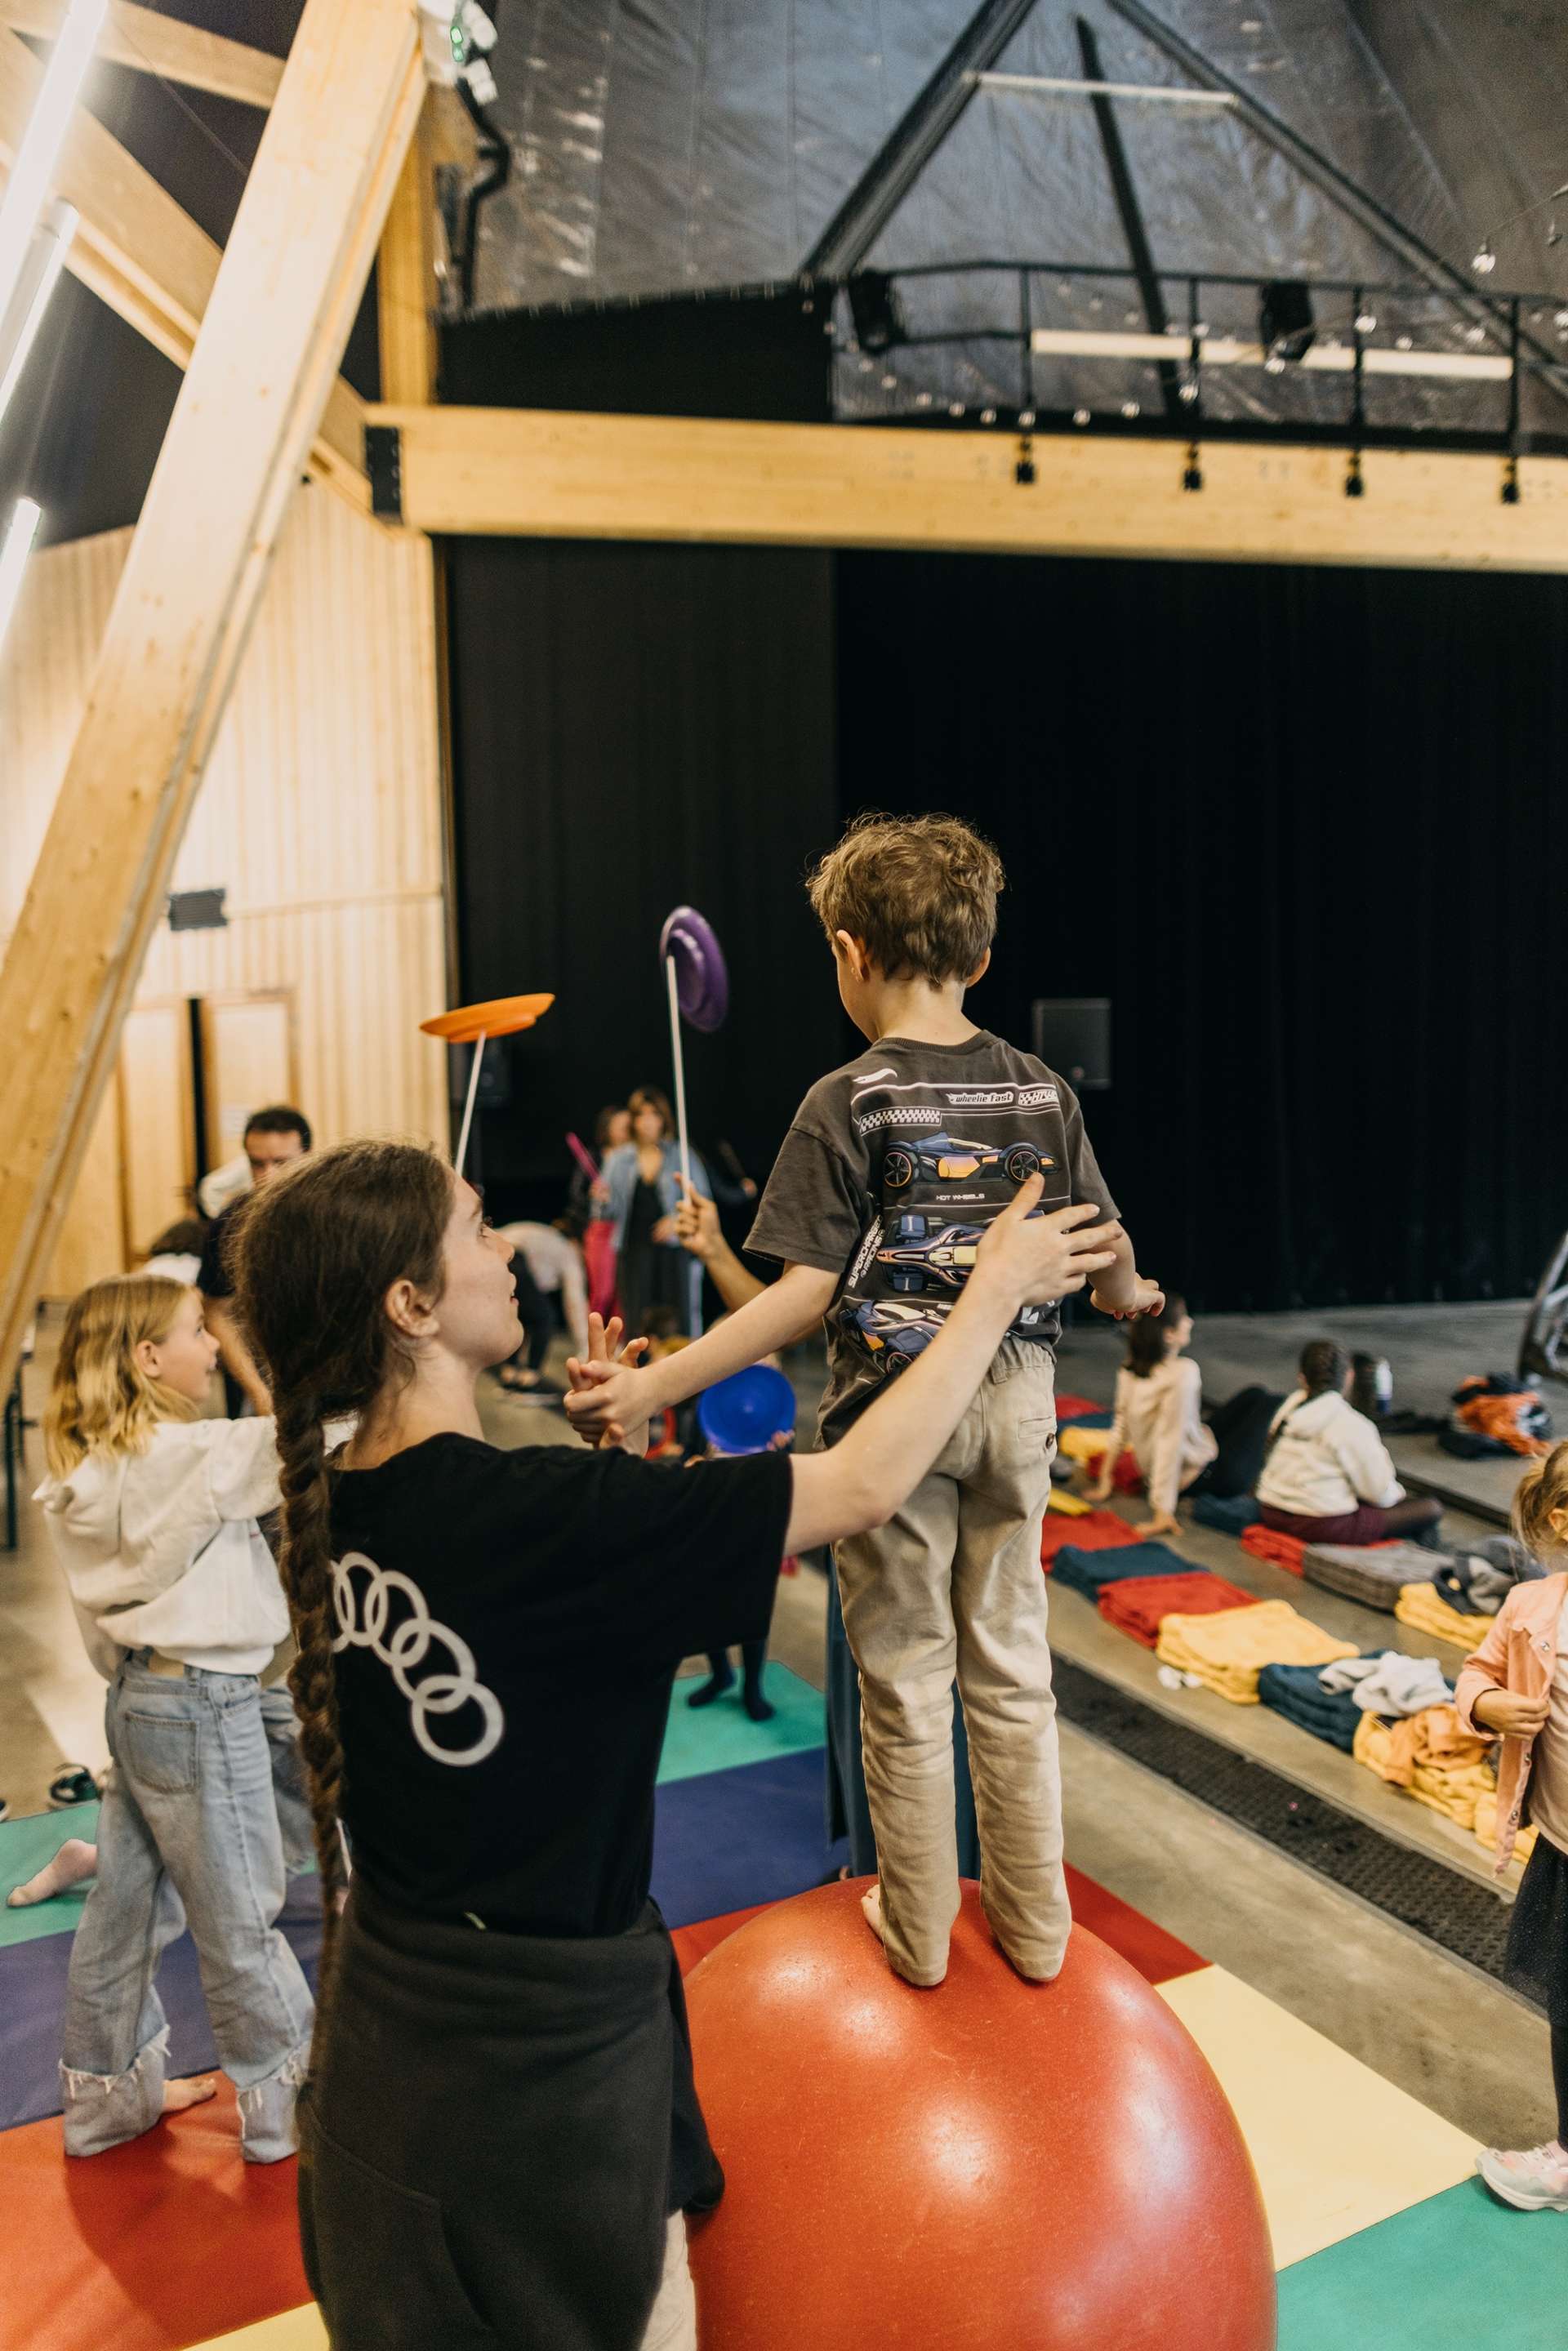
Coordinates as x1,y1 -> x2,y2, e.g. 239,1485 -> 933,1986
568,813 -> 1159,1987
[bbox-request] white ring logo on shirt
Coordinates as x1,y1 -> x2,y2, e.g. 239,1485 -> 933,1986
329,1552 -> 505,1768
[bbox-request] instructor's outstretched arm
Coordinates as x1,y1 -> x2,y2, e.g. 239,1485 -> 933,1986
779,1180 -> 1116,1556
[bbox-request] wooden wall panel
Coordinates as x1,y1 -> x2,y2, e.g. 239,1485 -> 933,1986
0,484 -> 448,1292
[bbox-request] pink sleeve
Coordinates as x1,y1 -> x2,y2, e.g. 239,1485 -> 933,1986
1453,1598 -> 1517,1736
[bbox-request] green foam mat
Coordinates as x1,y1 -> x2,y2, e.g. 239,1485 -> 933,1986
1278,2176 -> 1568,2348
657,1661 -> 824,1785
0,1802 -> 100,1948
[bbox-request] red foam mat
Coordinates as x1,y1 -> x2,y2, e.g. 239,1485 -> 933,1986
0,2077 -> 307,2351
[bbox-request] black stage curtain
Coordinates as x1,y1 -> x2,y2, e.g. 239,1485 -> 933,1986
450,538 -> 1568,1307
446,538 -> 840,1220
836,551 -> 1568,1311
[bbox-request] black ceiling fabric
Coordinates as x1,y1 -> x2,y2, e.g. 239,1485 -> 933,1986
447,532 -> 1568,1309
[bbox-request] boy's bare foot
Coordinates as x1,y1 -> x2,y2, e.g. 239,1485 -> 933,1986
163,2077 -> 217,2117
860,1881 -> 887,1945
7,1837 -> 97,1908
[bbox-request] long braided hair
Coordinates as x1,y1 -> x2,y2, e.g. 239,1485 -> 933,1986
229,1140 -> 451,2001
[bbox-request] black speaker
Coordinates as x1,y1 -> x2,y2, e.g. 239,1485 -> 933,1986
1031,998 -> 1111,1090
1259,279 -> 1315,363
847,270 -> 906,354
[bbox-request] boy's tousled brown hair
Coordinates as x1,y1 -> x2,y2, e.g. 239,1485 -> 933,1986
807,812 -> 1004,985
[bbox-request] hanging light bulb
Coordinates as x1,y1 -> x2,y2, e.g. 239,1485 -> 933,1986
1396,335 -> 1413,351
1179,372 -> 1200,403
1472,241 -> 1497,274
1018,407 -> 1036,427
880,372 -> 897,390
1465,324 -> 1487,345
1073,407 -> 1091,426
1264,351 -> 1286,374
915,390 -> 932,407
1355,308 -> 1377,335
1120,399 -> 1140,418
1556,309 -> 1568,329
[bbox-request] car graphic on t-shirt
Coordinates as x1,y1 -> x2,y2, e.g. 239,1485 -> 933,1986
881,1131 -> 1051,1190
876,1213 -> 983,1293
840,1295 -> 944,1373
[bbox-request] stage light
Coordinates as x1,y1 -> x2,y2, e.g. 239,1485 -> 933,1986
0,198 -> 74,430
980,406 -> 997,423
0,496 -> 42,656
0,0 -> 104,331
1179,372 -> 1200,403
1120,399 -> 1140,417
948,401 -> 964,416
1073,407 -> 1091,425
1264,353 -> 1285,374
1472,242 -> 1497,274
1018,407 -> 1036,426
1355,308 -> 1377,335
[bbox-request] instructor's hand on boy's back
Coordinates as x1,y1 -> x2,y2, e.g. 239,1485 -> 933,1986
564,1178 -> 1120,1445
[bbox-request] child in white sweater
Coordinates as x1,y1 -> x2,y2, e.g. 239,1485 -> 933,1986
35,1275 -> 319,2162
1088,1294 -> 1216,1538
1256,1338 -> 1443,1548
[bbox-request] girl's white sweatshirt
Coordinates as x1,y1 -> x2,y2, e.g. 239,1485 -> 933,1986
1105,1357 -> 1218,1518
34,1416 -> 294,1676
1254,1387 -> 1404,1521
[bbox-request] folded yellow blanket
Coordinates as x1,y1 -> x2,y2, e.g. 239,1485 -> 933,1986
1045,1486 -> 1091,1517
1394,1582 -> 1494,1648
1352,1707 -> 1494,1831
1058,1427 -> 1107,1467
1155,1599 -> 1359,1704
1473,1788 -> 1538,1868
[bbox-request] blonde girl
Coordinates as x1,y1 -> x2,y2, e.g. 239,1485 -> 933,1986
35,1276 -> 315,2162
1456,1440 -> 1568,2210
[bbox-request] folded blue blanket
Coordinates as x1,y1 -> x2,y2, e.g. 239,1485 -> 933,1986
1050,1539 -> 1196,1599
1257,1659 -> 1366,1753
1192,1491 -> 1258,1536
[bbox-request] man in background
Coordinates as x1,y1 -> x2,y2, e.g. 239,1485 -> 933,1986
198,1106 -> 312,1415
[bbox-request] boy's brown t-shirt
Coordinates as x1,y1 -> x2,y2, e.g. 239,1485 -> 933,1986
745,1030 -> 1118,1440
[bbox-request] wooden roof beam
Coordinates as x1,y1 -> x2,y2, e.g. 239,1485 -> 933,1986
368,400 -> 1568,572
0,2 -> 282,110
0,0 -> 425,1401
0,23 -> 368,509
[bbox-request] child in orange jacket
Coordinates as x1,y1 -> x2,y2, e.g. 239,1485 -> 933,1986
1454,1440 -> 1568,2211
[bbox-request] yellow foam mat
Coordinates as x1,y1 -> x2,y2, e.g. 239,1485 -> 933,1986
1157,1965 -> 1477,2269
192,2310 -> 326,2350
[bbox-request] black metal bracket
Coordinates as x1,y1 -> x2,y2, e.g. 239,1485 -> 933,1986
366,424 -> 403,523
803,0 -> 1043,281
1076,18 -> 1181,422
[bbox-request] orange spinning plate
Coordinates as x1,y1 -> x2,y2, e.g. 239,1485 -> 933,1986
421,993 -> 555,1044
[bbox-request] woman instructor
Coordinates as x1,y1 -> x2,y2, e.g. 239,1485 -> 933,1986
233,1139 -> 1115,2351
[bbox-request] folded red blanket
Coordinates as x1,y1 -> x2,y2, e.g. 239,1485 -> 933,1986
1054,1394 -> 1104,1421
1241,1523 -> 1305,1576
1098,1570 -> 1259,1649
1041,1510 -> 1143,1564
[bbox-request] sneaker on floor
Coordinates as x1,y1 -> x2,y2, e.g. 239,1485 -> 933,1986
1477,2141 -> 1568,2211
48,1766 -> 98,1811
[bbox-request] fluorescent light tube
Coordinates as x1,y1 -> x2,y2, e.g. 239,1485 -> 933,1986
0,495 -> 42,656
0,0 -> 106,323
0,198 -> 76,429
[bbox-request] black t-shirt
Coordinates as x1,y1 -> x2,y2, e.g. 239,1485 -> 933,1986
327,1434 -> 791,1937
746,1031 -> 1119,1439
196,1198 -> 243,1302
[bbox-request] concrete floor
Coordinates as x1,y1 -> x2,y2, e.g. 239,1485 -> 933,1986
2,1298 -> 1553,2147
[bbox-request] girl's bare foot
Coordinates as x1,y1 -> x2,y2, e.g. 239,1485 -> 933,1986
163,2077 -> 217,2117
7,1837 -> 97,1908
860,1881 -> 887,1945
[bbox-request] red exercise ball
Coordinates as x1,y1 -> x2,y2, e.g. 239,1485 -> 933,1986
685,1880 -> 1275,2351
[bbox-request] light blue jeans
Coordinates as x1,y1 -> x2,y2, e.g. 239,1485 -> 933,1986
60,1653 -> 316,2162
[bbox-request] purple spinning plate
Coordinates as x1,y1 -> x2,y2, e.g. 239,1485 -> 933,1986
660,905 -> 729,1032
